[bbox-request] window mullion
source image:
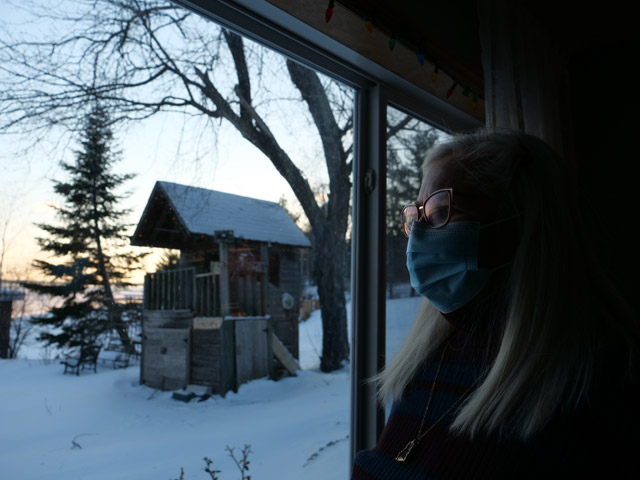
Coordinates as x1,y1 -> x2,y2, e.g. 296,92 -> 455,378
350,84 -> 387,461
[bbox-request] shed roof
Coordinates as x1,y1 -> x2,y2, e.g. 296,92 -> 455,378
133,181 -> 310,248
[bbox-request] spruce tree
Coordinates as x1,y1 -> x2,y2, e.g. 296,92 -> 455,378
26,103 -> 145,350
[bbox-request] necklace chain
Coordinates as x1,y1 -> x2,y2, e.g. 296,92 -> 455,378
394,343 -> 474,463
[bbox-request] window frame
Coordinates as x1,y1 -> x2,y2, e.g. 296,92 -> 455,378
172,0 -> 483,466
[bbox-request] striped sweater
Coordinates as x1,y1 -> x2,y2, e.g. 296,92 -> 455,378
351,315 -> 640,479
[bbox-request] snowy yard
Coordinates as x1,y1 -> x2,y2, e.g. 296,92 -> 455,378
0,297 -> 420,480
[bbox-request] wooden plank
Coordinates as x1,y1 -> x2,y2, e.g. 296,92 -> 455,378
143,275 -> 149,309
160,328 -> 190,391
143,309 -> 192,329
271,317 -> 299,359
154,272 -> 160,309
141,326 -> 190,391
141,327 -> 164,388
221,319 -> 236,393
189,268 -> 195,311
260,244 -> 268,316
190,328 -> 222,390
219,243 -> 230,316
192,316 -> 223,330
234,318 -> 269,386
272,332 -> 300,376
266,318 -> 274,379
190,359 -> 221,388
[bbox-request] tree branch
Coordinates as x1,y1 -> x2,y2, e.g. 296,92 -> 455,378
286,59 -> 350,237
193,63 -> 324,230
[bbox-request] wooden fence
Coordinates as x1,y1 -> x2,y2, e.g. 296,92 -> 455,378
143,267 -> 196,312
143,267 -> 224,317
143,260 -> 266,318
194,271 -> 221,317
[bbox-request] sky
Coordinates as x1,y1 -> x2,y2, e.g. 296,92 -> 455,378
0,111 -> 309,279
0,0 -> 341,284
0,295 -> 422,480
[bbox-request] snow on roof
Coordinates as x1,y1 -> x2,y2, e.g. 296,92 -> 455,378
158,181 -> 311,248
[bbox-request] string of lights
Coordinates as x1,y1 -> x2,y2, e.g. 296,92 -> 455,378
324,0 -> 482,111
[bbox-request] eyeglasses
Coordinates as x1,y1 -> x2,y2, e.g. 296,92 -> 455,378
401,188 -> 453,237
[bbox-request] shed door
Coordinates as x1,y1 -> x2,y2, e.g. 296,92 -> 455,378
234,318 -> 270,386
142,327 -> 190,391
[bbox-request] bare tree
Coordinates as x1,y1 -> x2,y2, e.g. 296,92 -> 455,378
7,286 -> 33,359
0,195 -> 17,287
0,0 -> 360,370
0,0 -> 424,370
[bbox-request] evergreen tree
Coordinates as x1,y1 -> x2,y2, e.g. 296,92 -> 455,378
155,249 -> 180,271
26,103 -> 145,350
386,129 -> 442,297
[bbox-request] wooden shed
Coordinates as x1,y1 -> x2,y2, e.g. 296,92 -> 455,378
131,181 -> 310,393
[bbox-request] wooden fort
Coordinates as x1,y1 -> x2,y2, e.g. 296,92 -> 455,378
131,181 -> 311,394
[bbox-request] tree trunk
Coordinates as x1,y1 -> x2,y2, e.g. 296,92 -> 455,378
312,229 -> 349,372
93,218 -> 131,351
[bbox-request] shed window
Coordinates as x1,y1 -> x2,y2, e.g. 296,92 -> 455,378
269,253 -> 280,287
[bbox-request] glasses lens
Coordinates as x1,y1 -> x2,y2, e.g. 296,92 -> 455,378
401,205 -> 419,237
424,190 -> 451,228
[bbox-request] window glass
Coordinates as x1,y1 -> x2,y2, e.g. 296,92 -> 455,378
0,2 -> 353,478
384,106 -> 451,411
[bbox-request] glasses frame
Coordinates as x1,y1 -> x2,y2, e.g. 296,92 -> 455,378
401,188 -> 453,237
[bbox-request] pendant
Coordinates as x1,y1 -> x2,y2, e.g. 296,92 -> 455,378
395,439 -> 416,462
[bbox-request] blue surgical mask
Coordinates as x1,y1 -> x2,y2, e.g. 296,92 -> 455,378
406,221 -> 492,313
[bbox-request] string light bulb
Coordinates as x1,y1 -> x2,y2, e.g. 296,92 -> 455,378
472,92 -> 479,111
432,66 -> 439,83
325,0 -> 334,23
417,52 -> 425,66
389,35 -> 396,51
446,81 -> 458,99
365,20 -> 373,33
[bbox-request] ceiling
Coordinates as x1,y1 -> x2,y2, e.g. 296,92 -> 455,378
336,0 -> 483,97
269,0 -> 639,104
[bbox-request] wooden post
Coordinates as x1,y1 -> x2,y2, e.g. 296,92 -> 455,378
154,272 -> 160,310
0,300 -> 13,359
192,267 -> 197,312
222,318 -> 236,393
266,317 -> 275,380
219,242 -> 230,317
260,244 -> 269,316
161,271 -> 166,310
211,261 -> 220,317
251,274 -> 257,316
143,275 -> 149,310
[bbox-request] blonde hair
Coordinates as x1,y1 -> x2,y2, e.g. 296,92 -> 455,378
377,130 -> 639,440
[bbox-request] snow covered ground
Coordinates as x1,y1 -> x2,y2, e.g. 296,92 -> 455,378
0,296 -> 421,480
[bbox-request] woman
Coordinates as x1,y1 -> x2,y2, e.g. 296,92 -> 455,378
352,130 -> 639,479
